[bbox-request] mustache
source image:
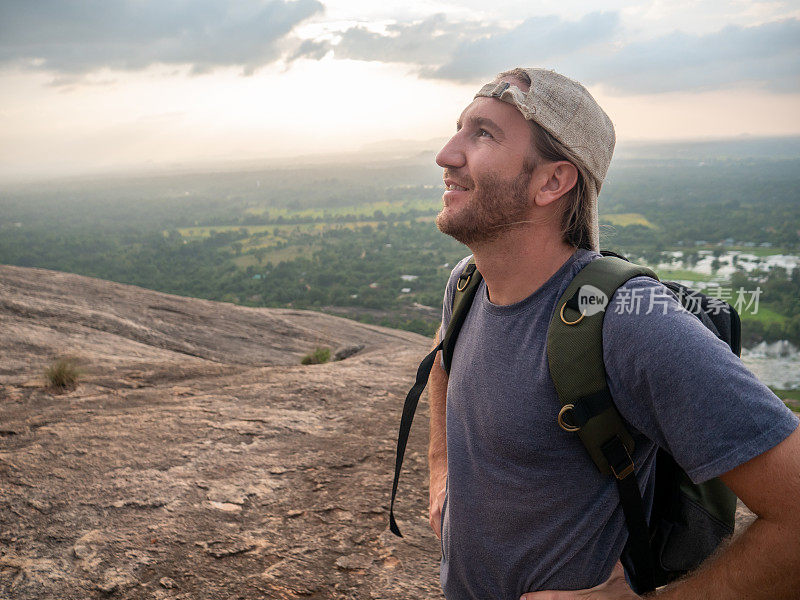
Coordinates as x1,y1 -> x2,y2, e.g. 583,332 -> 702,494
443,169 -> 475,188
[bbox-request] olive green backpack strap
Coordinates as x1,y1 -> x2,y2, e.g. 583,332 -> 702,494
442,258 -> 483,374
547,256 -> 659,592
547,256 -> 657,473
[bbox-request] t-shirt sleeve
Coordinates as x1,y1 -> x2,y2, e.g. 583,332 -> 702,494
602,276 -> 799,484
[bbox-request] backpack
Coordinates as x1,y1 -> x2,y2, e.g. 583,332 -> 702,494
389,251 -> 740,595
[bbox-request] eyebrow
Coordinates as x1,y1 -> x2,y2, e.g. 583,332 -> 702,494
456,115 -> 505,137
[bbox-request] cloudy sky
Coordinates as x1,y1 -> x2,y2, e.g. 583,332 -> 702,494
1,0 -> 799,181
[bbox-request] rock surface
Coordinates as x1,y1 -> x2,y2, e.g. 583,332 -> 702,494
0,265 -> 441,599
0,265 -> 757,599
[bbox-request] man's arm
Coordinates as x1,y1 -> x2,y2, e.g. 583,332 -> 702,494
428,326 -> 449,539
653,423 -> 800,599
521,425 -> 800,600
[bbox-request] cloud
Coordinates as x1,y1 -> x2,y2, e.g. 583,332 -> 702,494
425,12 -> 620,81
331,14 -> 502,67
3,1 -> 796,95
294,12 -> 800,94
0,0 -> 324,78
575,18 -> 800,94
289,39 -> 330,62
289,12 -> 617,81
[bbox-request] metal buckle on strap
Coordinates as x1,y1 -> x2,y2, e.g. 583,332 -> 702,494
611,457 -> 635,480
559,301 -> 585,325
557,404 -> 580,432
457,264 -> 476,292
603,436 -> 635,480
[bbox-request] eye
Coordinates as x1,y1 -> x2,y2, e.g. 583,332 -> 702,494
478,128 -> 493,139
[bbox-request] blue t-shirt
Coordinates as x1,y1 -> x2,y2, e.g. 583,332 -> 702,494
439,249 -> 798,600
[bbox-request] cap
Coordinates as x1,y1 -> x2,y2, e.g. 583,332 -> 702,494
475,68 -> 615,250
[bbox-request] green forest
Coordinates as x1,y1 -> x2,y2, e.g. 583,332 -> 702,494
1,150 -> 799,347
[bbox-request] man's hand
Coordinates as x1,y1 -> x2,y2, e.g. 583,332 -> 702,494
429,467 -> 447,538
520,562 -> 639,600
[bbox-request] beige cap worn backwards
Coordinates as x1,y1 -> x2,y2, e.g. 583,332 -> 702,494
475,68 -> 615,251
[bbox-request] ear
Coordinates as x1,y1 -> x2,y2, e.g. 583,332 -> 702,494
532,161 -> 578,208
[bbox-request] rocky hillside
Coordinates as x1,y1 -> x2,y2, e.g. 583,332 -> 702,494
0,265 -> 441,599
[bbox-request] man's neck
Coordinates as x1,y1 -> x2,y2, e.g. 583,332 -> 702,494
471,231 -> 578,306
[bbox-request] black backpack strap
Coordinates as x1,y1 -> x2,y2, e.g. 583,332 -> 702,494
390,258 -> 483,536
547,256 -> 659,593
603,436 -> 656,594
389,340 -> 443,537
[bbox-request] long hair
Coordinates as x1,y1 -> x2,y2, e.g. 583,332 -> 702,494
497,69 -> 596,250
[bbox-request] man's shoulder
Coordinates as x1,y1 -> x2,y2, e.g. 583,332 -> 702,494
601,274 -> 693,344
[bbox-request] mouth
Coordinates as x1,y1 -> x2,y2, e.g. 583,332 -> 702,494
443,178 -> 470,192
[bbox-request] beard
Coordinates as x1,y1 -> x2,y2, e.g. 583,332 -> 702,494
436,167 -> 534,246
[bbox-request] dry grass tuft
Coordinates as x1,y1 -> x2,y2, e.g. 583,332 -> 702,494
45,356 -> 82,391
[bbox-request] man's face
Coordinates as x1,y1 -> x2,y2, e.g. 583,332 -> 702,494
435,90 -> 538,246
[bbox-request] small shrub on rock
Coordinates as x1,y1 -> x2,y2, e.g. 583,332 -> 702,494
301,347 -> 331,365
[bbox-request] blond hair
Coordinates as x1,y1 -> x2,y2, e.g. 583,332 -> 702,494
497,69 -> 597,250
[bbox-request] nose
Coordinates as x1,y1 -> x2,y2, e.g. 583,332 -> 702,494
435,133 -> 465,169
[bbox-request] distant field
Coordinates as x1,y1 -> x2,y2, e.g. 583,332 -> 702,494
740,306 -> 787,325
771,388 -> 800,413
178,221 -> 393,240
179,225 -> 276,238
233,244 -> 318,267
653,268 -> 713,282
600,213 -> 655,228
242,198 -> 440,219
180,219 -> 434,269
694,245 -> 787,257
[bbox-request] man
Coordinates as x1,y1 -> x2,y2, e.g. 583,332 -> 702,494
427,67 -> 800,599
